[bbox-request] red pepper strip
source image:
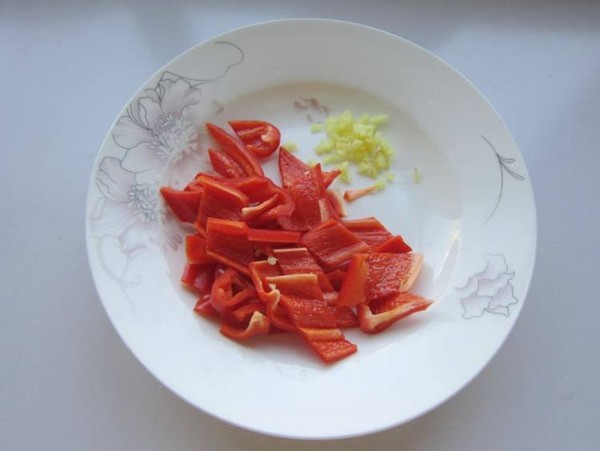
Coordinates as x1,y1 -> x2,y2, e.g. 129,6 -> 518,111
358,292 -> 433,334
193,296 -> 221,320
205,219 -> 254,276
322,169 -> 341,188
184,172 -> 226,192
298,327 -> 345,342
330,306 -> 359,328
231,301 -> 265,324
342,217 -> 393,248
208,148 -> 246,178
241,195 -> 279,221
343,185 -> 380,202
265,274 -> 324,301
196,176 -> 249,227
279,294 -> 337,328
228,120 -> 281,158
325,190 -> 346,219
181,263 -> 215,296
278,148 -> 338,189
373,235 -> 412,254
210,268 -> 250,313
220,311 -> 270,341
206,122 -> 264,177
336,253 -> 369,307
226,176 -> 295,225
307,339 -> 357,364
185,235 -> 213,264
264,288 -> 297,333
300,219 -> 370,270
277,165 -> 327,231
271,247 -> 335,292
325,269 -> 347,291
248,260 -> 282,303
247,228 -> 301,244
323,291 -> 338,304
160,187 -> 203,223
366,253 -> 423,301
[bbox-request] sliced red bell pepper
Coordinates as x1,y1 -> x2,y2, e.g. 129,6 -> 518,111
205,219 -> 254,276
206,122 -> 264,177
160,187 -> 203,223
265,274 -> 324,301
196,175 -> 249,227
325,269 -> 347,291
298,327 -> 345,342
336,253 -> 369,307
193,296 -> 221,320
226,176 -> 295,225
373,235 -> 412,253
185,235 -> 213,264
342,217 -> 393,248
277,165 -> 327,231
220,311 -> 270,341
278,148 -> 338,189
248,260 -> 282,303
322,169 -> 341,188
272,247 -> 335,292
307,339 -> 357,364
358,292 -> 433,334
231,300 -> 265,324
209,268 -> 251,313
247,228 -> 301,244
325,190 -> 346,219
265,289 -> 298,333
279,294 -> 337,329
241,195 -> 279,222
300,219 -> 370,270
208,148 -> 246,178
181,263 -> 215,296
228,120 -> 281,158
366,253 -> 424,301
330,306 -> 359,328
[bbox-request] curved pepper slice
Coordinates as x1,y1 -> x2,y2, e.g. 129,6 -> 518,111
210,268 -> 251,313
160,187 -> 203,223
208,148 -> 246,178
357,292 -> 433,334
228,120 -> 281,158
220,311 -> 270,341
206,122 -> 264,177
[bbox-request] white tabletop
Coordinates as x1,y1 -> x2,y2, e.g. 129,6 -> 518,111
1,1 -> 599,450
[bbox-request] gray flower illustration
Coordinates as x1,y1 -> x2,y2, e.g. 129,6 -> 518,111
456,254 -> 519,319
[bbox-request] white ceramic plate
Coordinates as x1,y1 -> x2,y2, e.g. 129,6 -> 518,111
86,19 -> 536,439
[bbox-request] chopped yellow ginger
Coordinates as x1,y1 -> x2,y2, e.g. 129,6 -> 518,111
313,111 -> 394,183
413,167 -> 422,184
